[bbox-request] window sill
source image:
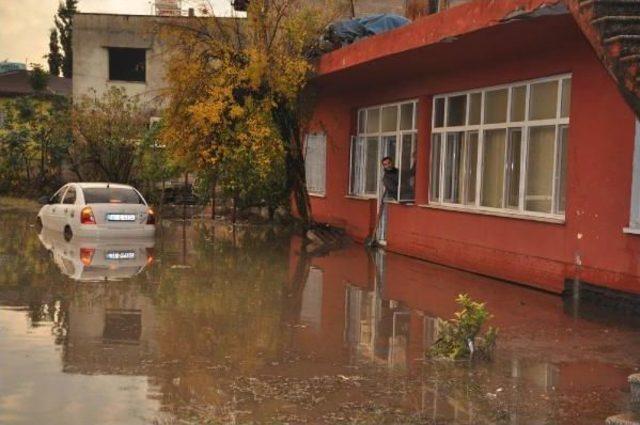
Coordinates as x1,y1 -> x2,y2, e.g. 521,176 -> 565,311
107,80 -> 147,85
623,227 -> 640,235
345,195 -> 376,201
309,193 -> 326,199
384,200 -> 415,206
418,203 -> 566,224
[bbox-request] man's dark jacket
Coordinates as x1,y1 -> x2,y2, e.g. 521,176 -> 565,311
382,167 -> 399,199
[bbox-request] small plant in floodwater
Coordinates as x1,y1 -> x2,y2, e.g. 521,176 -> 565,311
428,294 -> 498,361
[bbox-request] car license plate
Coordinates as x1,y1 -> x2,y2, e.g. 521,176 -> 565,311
106,213 -> 136,222
106,251 -> 136,260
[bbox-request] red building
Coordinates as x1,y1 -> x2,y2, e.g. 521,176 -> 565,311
303,0 -> 640,295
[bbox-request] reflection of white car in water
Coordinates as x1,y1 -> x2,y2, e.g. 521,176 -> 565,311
37,183 -> 156,241
38,227 -> 155,282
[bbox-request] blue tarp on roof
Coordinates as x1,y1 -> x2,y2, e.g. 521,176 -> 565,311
319,14 -> 411,53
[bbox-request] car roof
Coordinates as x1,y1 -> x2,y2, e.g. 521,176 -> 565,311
69,183 -> 136,190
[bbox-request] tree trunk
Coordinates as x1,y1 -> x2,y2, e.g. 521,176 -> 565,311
273,103 -> 313,232
210,173 -> 217,220
183,171 -> 188,220
159,179 -> 166,221
286,134 -> 312,230
232,192 -> 238,225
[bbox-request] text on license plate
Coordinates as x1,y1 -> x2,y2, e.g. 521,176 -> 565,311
106,213 -> 136,222
106,251 -> 136,260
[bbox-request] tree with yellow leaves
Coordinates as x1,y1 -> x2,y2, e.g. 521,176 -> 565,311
159,0 -> 347,228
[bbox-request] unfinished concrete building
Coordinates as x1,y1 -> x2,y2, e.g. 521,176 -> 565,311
72,14 -> 170,109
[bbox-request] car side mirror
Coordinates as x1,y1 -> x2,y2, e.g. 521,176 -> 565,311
38,196 -> 50,205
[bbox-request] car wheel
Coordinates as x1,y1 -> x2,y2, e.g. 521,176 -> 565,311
63,225 -> 73,242
36,217 -> 43,234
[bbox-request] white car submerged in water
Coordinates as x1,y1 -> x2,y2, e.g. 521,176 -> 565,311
37,183 -> 156,240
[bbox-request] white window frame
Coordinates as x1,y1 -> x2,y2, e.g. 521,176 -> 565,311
304,133 -> 327,196
429,74 -> 571,221
349,100 -> 418,201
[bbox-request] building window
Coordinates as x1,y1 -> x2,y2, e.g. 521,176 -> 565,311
350,101 -> 417,201
426,0 -> 472,14
300,267 -> 323,329
108,47 -> 146,82
430,75 -> 571,219
305,133 -> 326,196
628,120 -> 640,232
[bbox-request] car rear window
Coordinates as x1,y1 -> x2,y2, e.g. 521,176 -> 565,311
82,188 -> 144,204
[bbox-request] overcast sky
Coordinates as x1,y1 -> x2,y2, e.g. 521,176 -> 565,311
0,0 -> 237,67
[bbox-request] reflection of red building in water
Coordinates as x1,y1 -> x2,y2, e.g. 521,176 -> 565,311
302,0 -> 640,296
288,238 -> 634,422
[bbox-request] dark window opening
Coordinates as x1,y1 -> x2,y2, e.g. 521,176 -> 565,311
233,0 -> 249,11
428,0 -> 440,14
103,309 -> 142,341
108,47 -> 146,82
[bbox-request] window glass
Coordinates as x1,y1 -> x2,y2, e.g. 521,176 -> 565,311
399,133 -> 416,201
305,134 -> 326,195
529,81 -> 558,120
381,105 -> 398,133
108,48 -> 146,82
484,89 -> 508,124
505,129 -> 522,209
443,132 -> 464,203
83,188 -> 144,204
430,134 -> 442,200
434,98 -> 445,128
481,130 -> 506,208
561,79 -> 571,118
400,103 -> 414,131
349,136 -> 364,195
464,132 -> 478,204
510,86 -> 526,122
352,101 -> 416,199
358,110 -> 366,134
381,136 -> 397,163
468,93 -> 481,125
364,137 -> 379,195
431,76 -> 569,218
555,125 -> 569,213
525,126 -> 556,213
366,108 -> 380,134
63,187 -> 76,205
447,95 -> 466,127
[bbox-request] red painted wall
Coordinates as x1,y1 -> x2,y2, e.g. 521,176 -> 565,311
307,15 -> 640,294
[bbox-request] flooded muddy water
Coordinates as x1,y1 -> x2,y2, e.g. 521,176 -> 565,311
1,208 -> 639,424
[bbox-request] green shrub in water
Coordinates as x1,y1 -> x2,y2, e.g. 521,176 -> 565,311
429,294 -> 498,361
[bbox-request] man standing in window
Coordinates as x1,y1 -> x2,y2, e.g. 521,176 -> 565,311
381,156 -> 399,200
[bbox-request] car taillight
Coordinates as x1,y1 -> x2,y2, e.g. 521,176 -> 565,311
80,248 -> 95,266
80,207 -> 96,225
146,247 -> 155,265
146,208 -> 156,225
